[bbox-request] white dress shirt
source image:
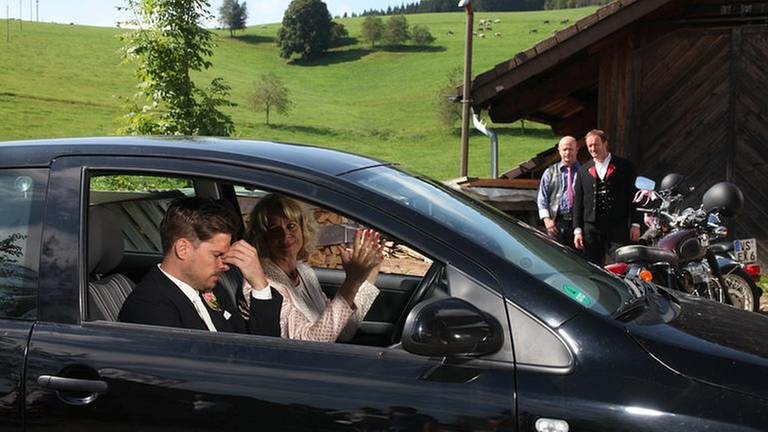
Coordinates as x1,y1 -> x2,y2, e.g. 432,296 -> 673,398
594,153 -> 612,180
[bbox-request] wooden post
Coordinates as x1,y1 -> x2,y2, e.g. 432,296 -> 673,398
459,1 -> 474,178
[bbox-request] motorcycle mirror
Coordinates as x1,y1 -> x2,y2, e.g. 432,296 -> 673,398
635,176 -> 656,191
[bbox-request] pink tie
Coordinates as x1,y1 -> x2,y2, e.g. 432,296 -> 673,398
566,167 -> 573,210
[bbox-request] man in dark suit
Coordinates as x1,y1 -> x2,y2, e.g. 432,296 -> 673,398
573,129 -> 641,264
119,197 -> 281,336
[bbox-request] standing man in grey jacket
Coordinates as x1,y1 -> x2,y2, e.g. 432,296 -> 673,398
537,136 -> 580,247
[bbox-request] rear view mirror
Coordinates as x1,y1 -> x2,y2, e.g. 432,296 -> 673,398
635,176 -> 656,191
401,297 -> 503,357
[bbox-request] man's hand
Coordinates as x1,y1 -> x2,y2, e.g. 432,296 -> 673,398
629,225 -> 641,242
223,240 -> 269,291
574,232 -> 584,250
543,217 -> 559,237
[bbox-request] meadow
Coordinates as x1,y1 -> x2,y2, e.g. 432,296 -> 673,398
0,7 -> 595,180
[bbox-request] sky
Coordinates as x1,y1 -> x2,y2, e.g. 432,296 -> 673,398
8,0 -> 419,28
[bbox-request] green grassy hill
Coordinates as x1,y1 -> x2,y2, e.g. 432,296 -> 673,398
0,8 -> 595,179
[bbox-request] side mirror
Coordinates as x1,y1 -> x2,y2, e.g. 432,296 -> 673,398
635,176 -> 656,191
401,297 -> 503,357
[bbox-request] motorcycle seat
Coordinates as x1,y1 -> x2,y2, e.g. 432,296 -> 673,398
613,245 -> 679,267
709,242 -> 732,253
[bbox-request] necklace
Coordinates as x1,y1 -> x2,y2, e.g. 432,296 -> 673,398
286,268 -> 300,286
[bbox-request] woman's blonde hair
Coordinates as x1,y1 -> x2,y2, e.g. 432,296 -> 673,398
247,194 -> 316,260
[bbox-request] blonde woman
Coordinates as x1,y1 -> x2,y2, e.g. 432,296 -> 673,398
242,194 -> 380,342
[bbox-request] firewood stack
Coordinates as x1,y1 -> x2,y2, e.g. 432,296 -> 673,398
307,208 -> 430,276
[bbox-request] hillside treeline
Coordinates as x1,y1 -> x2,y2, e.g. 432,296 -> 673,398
356,0 -> 610,16
544,0 -> 611,9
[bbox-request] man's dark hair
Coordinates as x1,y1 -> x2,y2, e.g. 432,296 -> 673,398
160,197 -> 239,254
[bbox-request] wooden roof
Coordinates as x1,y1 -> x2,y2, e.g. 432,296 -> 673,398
470,0 -> 676,124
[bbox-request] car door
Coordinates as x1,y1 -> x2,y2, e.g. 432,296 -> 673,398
0,168 -> 47,430
24,155 -> 517,431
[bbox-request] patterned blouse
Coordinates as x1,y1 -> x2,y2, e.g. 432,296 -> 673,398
256,259 -> 380,342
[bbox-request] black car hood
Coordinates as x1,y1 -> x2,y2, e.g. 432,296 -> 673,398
627,291 -> 768,400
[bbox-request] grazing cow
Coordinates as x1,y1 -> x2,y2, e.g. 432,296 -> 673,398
494,32 -> 502,37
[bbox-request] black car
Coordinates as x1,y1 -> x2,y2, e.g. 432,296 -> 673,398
1,137 -> 766,431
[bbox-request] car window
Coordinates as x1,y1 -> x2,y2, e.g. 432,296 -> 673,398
90,175 -> 193,253
84,172 -> 503,357
345,165 -> 634,316
0,169 -> 47,320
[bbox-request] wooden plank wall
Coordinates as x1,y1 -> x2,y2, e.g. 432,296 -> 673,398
626,24 -> 768,266
597,32 -> 633,157
732,27 -> 768,264
631,27 -> 729,197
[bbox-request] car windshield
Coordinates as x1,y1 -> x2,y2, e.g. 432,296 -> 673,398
345,165 -> 634,315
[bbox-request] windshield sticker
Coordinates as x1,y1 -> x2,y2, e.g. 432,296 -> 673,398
563,284 -> 593,307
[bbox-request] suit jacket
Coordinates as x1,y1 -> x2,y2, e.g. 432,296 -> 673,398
119,266 -> 279,336
573,154 -> 640,232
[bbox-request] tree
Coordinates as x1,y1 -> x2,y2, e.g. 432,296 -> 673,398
219,0 -> 248,37
329,21 -> 350,47
118,0 -> 235,136
436,66 -> 463,132
383,15 -> 409,46
361,16 -> 384,48
410,25 -> 435,45
277,0 -> 333,60
249,72 -> 293,125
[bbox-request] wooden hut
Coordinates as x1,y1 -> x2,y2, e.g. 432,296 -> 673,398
470,0 -> 768,265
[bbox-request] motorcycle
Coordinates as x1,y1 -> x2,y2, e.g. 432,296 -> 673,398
605,176 -> 762,312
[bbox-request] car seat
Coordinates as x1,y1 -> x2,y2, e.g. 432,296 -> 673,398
87,206 -> 135,321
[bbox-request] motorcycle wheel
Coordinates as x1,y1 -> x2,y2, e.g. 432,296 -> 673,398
710,267 -> 761,312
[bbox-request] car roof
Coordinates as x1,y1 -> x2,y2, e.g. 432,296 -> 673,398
0,136 -> 389,176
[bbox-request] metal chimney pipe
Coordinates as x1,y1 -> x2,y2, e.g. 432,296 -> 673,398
472,110 -> 499,178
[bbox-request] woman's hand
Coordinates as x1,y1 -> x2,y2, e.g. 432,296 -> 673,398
337,229 -> 383,306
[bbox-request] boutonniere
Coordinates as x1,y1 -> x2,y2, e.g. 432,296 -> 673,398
202,291 -> 221,312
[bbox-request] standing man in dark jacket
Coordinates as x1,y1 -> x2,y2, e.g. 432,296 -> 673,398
119,197 -> 281,336
537,136 -> 580,247
573,129 -> 641,264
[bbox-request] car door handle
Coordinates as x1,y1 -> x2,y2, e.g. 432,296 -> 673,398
37,375 -> 109,394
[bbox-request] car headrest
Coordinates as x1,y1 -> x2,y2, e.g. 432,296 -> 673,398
88,206 -> 125,276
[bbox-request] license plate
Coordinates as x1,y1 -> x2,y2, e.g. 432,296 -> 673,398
733,238 -> 757,263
